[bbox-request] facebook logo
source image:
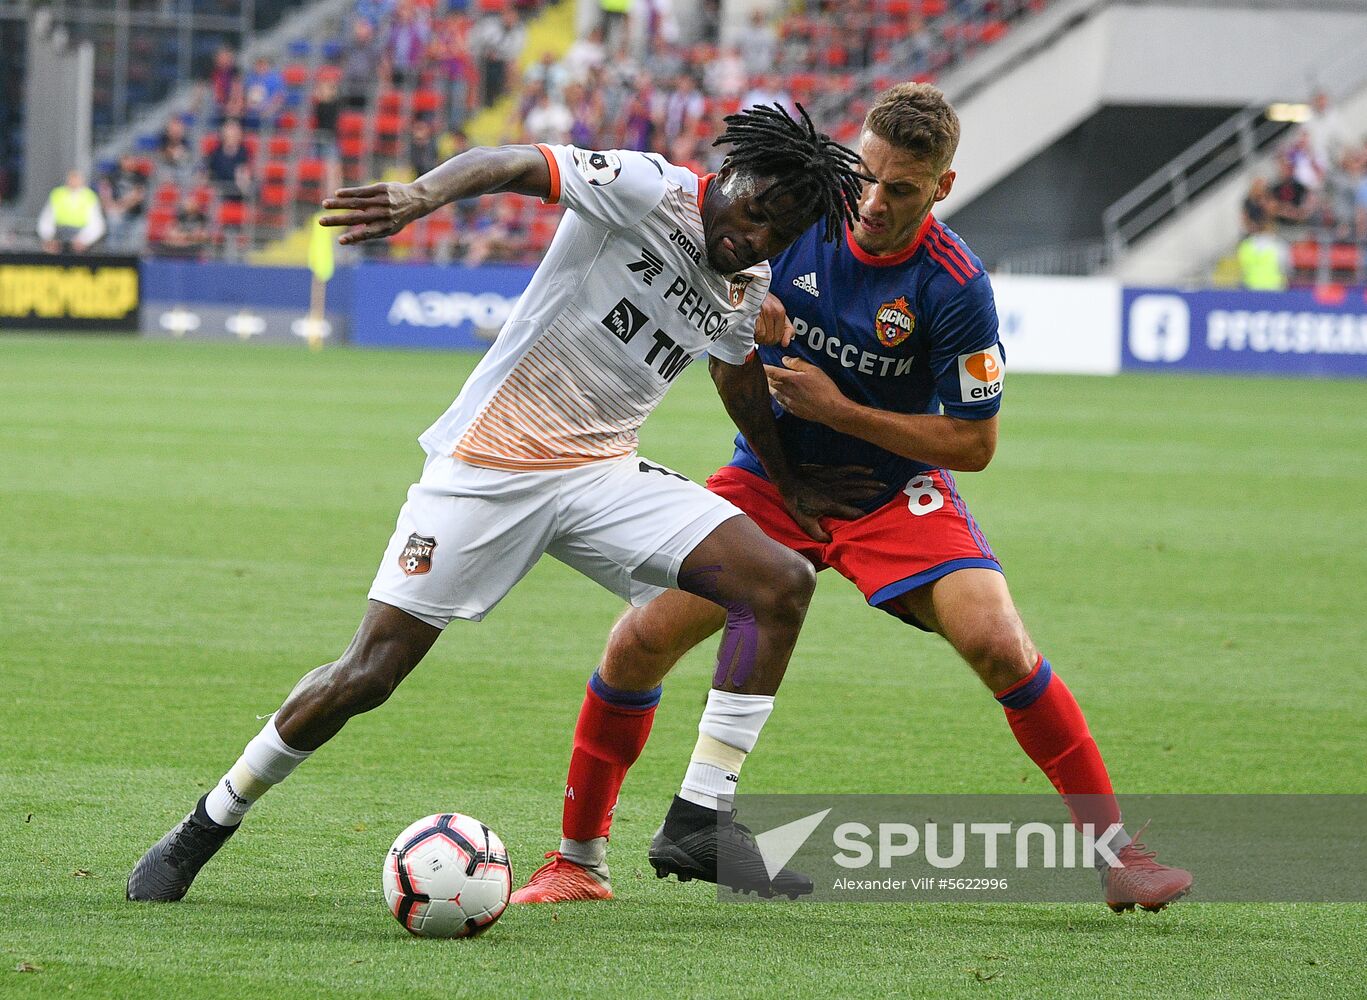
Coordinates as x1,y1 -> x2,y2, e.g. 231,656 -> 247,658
1127,295 -> 1191,363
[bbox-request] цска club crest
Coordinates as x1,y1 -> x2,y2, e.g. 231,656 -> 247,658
875,296 -> 915,348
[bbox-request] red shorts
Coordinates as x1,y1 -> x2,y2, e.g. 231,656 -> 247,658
706,466 -> 1002,629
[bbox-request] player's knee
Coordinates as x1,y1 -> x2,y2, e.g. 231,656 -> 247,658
754,552 -> 816,627
958,624 -> 1034,691
602,613 -> 680,687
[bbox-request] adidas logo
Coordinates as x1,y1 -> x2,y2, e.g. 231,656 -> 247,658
793,272 -> 819,297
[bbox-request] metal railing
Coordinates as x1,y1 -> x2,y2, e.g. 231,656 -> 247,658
1100,109 -> 1292,260
1101,19 -> 1367,265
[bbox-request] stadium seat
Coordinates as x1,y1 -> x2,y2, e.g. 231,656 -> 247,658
154,183 -> 180,207
217,201 -> 248,227
376,113 -> 405,157
412,89 -> 443,116
283,64 -> 310,87
338,112 -> 367,138
296,159 -> 327,203
147,207 -> 174,243
268,136 -> 293,158
378,91 -> 404,116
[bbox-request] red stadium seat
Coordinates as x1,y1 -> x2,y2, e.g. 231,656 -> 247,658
242,135 -> 260,160
1329,243 -> 1361,272
316,65 -> 342,85
277,111 -> 299,131
200,135 -> 219,157
283,63 -> 309,87
154,183 -> 180,207
338,136 -> 367,160
378,91 -> 404,116
296,158 -> 327,203
1290,241 -> 1319,271
338,111 -> 367,137
376,113 -> 405,157
147,207 -> 174,243
412,89 -> 442,116
263,161 -> 290,183
268,135 -> 293,158
217,201 -> 248,227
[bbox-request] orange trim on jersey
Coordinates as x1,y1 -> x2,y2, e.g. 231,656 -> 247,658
452,448 -> 628,472
845,213 -> 936,268
696,172 -> 716,209
535,143 -> 561,205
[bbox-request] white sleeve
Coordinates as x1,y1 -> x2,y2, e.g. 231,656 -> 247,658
77,201 -> 106,247
36,202 -> 55,240
708,269 -> 771,366
535,144 -> 666,231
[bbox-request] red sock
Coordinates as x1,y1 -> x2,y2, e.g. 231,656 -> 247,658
995,656 -> 1121,831
562,673 -> 660,843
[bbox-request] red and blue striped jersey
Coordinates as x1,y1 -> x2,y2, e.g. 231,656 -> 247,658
729,215 -> 1003,511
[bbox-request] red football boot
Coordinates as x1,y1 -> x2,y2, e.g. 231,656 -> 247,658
1103,824 -> 1192,912
510,852 -> 613,904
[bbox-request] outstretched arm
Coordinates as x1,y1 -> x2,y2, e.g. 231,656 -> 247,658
319,144 -> 551,245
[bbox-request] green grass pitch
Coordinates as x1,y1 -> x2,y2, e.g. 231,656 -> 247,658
2,334 -> 1364,998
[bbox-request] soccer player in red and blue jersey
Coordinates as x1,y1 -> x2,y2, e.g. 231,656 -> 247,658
514,83 -> 1192,912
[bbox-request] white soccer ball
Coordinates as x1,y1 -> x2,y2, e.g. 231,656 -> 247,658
382,813 -> 512,938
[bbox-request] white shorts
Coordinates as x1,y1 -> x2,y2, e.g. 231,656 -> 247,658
368,453 -> 743,628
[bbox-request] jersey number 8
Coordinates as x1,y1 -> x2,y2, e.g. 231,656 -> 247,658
904,475 -> 945,516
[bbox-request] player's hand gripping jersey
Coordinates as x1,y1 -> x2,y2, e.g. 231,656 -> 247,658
419,145 -> 771,470
731,216 -> 1002,510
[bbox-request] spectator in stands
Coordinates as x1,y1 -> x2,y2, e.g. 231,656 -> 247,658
564,81 -> 601,148
598,0 -> 631,56
37,169 -> 105,254
156,193 -> 210,259
740,8 -> 778,79
1268,155 -> 1313,225
1300,90 -> 1348,192
388,0 -> 432,88
661,71 -> 704,146
342,19 -> 385,111
98,153 -> 147,250
740,74 -> 792,116
242,56 -> 286,129
562,26 -> 607,85
210,47 -> 243,122
471,7 -> 525,108
355,0 -> 396,29
313,77 -> 341,157
428,28 -> 473,131
620,80 -> 654,150
1353,147 -> 1367,240
1240,175 -> 1273,235
525,52 -> 570,101
408,117 -> 439,178
160,117 -> 192,172
705,45 -> 746,100
203,119 -> 252,202
523,83 -> 573,144
1237,216 -> 1289,291
461,195 -> 526,266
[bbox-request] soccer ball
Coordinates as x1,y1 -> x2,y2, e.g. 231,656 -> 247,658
382,813 -> 512,938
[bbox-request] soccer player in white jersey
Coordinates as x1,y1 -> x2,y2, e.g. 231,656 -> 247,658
127,106 -> 873,903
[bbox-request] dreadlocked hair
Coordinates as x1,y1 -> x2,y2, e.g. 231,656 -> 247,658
712,102 -> 868,242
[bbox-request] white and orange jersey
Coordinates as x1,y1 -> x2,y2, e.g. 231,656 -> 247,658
417,144 -> 771,471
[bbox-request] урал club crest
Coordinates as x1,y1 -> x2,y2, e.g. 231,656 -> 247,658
728,273 -> 754,307
875,295 -> 915,348
399,533 -> 437,576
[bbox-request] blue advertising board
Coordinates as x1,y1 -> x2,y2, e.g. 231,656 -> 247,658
1122,287 -> 1367,377
347,262 -> 533,350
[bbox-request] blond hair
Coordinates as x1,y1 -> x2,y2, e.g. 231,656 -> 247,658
863,82 -> 961,171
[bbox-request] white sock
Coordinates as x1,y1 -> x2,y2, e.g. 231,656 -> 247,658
203,717 -> 312,827
678,690 -> 774,811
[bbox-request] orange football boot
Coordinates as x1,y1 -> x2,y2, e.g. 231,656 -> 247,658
510,852 -> 613,904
